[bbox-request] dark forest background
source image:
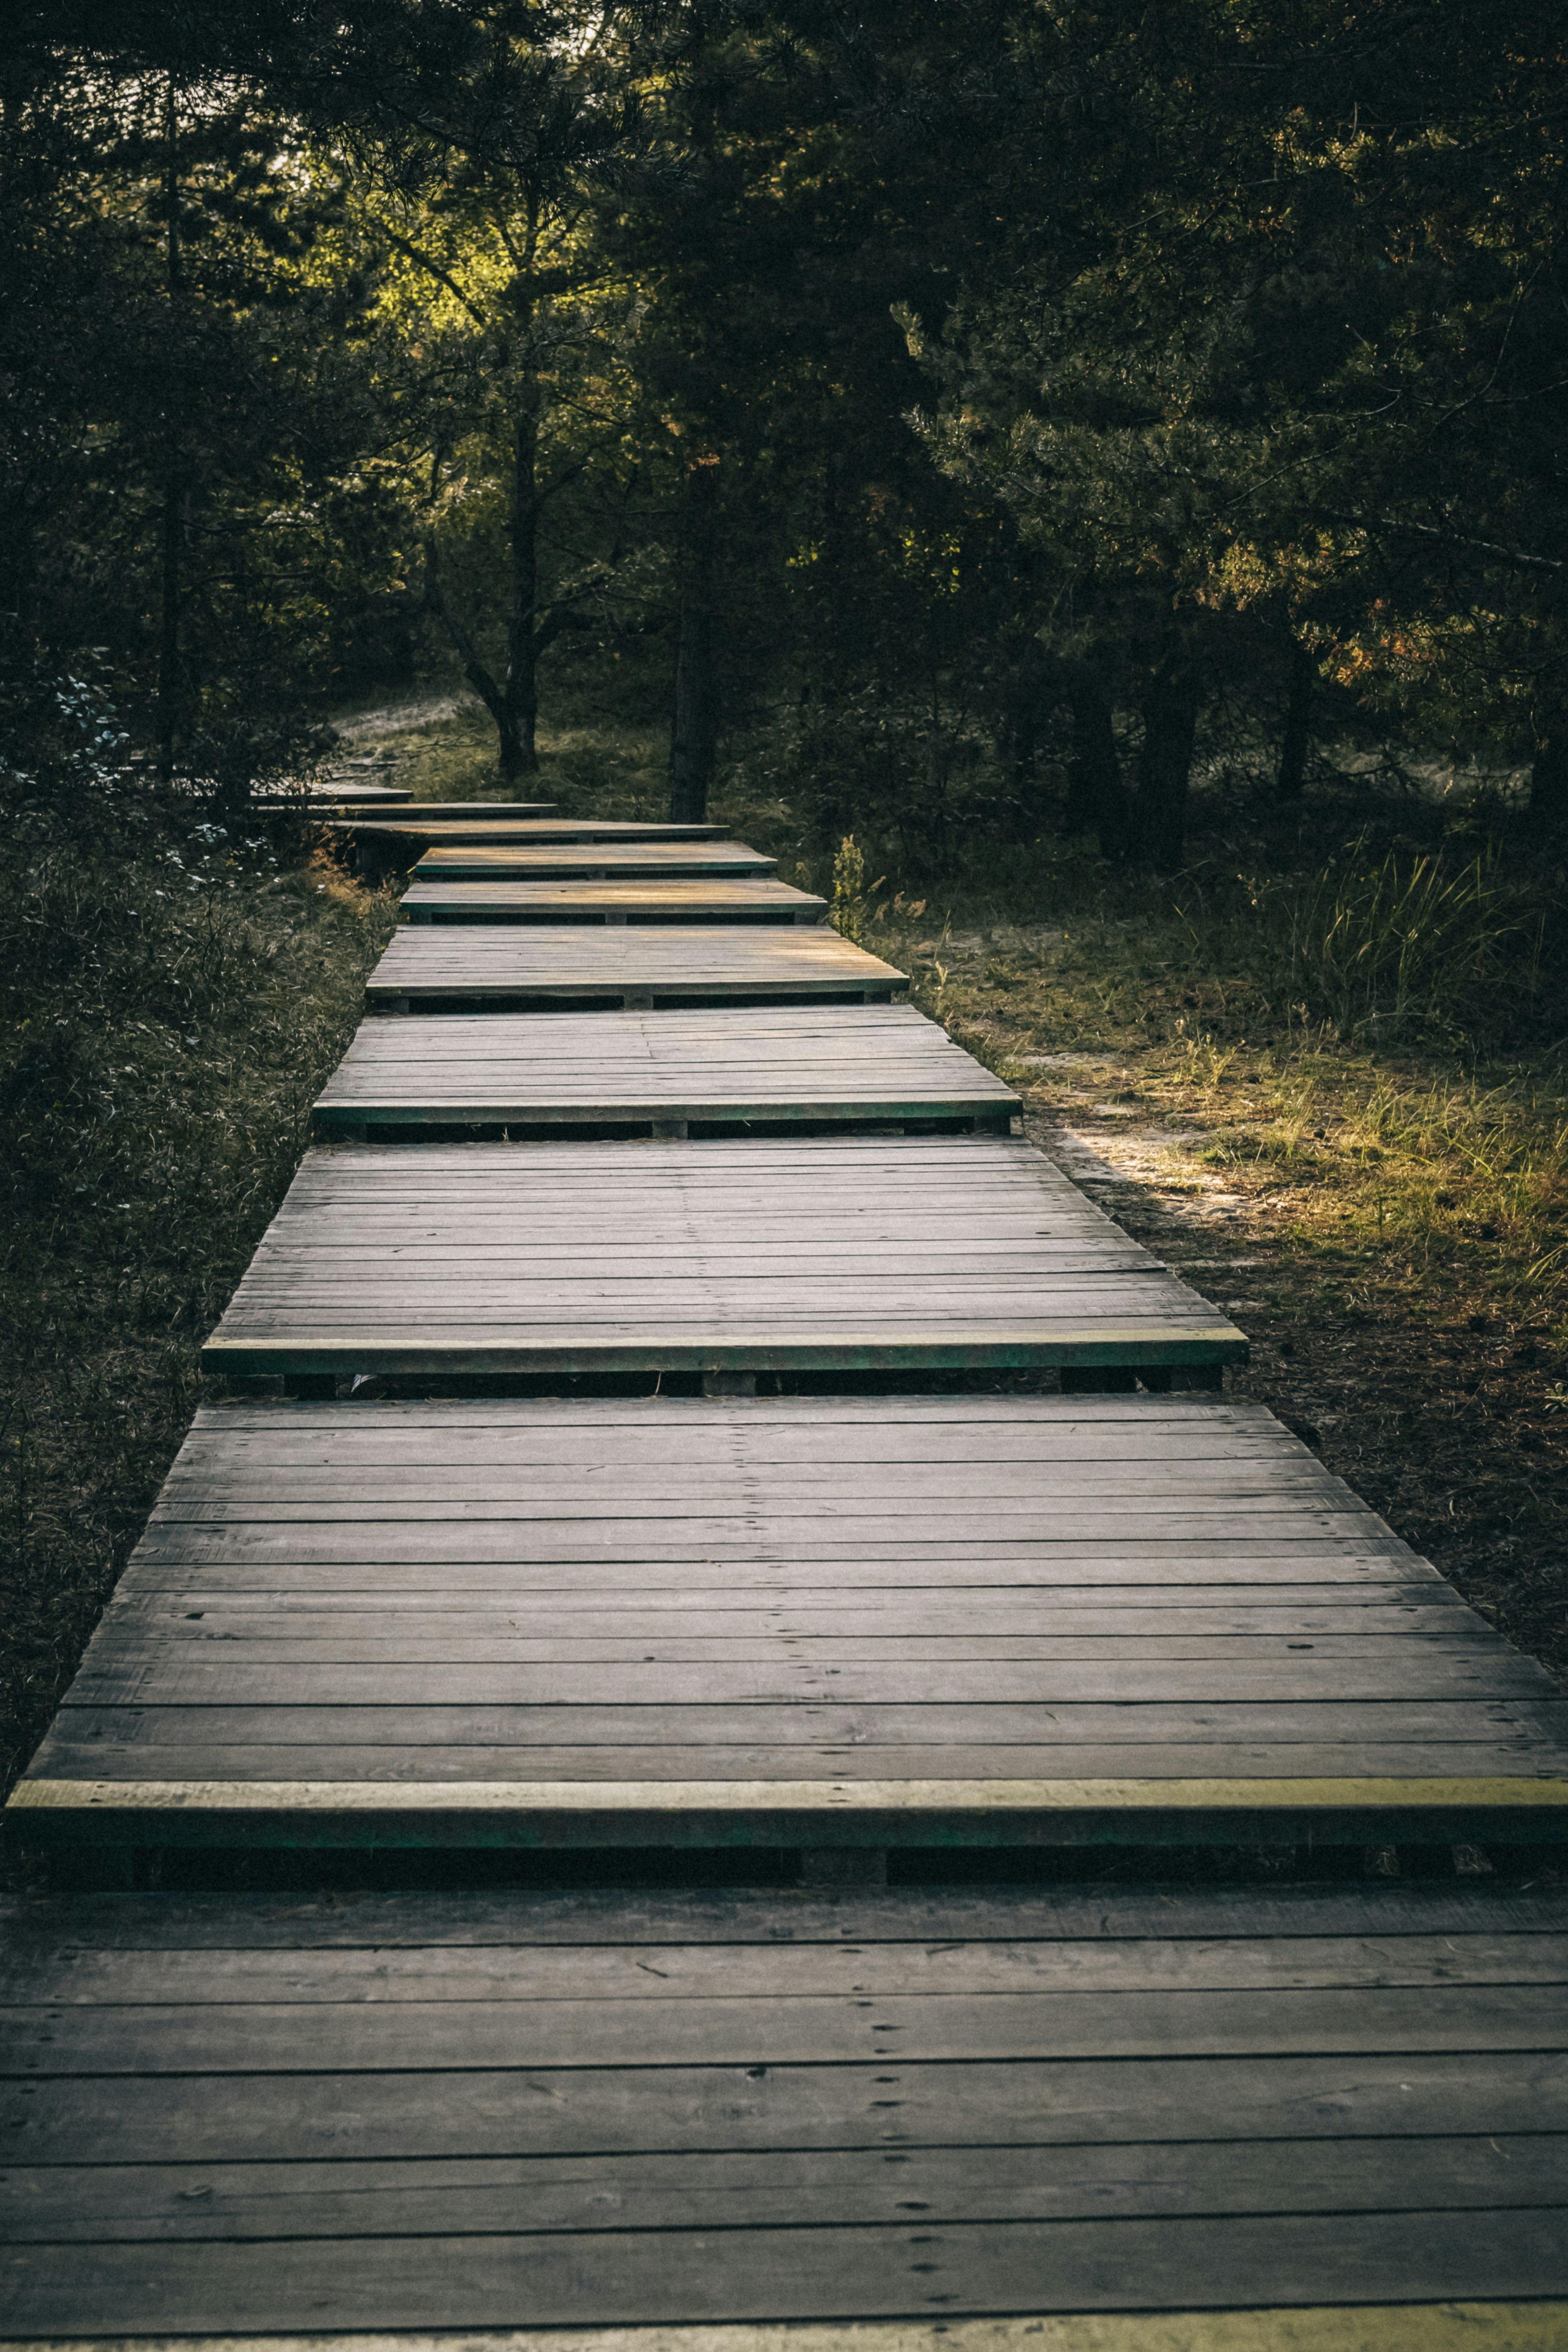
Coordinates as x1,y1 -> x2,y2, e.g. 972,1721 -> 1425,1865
8,0 -> 1568,856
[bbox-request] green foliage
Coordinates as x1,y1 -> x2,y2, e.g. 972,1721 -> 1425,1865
1251,848 -> 1549,1047
0,728 -> 395,1792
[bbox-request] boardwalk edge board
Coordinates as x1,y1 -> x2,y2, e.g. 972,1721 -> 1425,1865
198,1328 -> 1249,1373
3,2318 -> 1568,2352
13,1776 -> 1568,1849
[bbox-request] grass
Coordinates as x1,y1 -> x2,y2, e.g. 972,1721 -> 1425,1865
0,799 -> 397,1816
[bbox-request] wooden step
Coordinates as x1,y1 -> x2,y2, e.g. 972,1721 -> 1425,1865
13,1396 -> 1566,1852
402,876 -> 828,924
414,841 -> 779,880
3,1880 -> 1567,2334
312,1006 -> 1016,1134
339,816 -> 731,844
364,923 -> 905,1005
195,1138 -> 1248,1380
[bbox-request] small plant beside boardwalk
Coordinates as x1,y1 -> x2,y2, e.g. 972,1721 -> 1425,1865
0,707 -> 396,1812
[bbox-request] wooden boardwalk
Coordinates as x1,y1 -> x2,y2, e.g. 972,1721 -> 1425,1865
196,1139 -> 1248,1380
313,1006 -> 1019,1134
364,922 -> 907,1004
10,1396 -> 1568,1852
4,1884 -> 1568,2336
414,839 -> 779,879
339,816 -> 730,846
403,875 -> 828,922
12,795 -> 1568,2338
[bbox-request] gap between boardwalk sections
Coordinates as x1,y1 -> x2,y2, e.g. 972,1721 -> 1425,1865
6,810 -> 1568,2344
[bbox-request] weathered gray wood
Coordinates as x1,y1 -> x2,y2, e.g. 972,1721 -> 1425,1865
28,1740 -> 1565,1787
11,2134 -> 1567,2241
9,1929 -> 1566,2006
24,1390 -> 1568,1844
6,1983 -> 1567,2074
6,2210 -> 1566,2331
61,1657 -> 1549,1705
198,1140 -> 1248,1373
4,1882 -> 1565,2327
403,877 -> 828,924
363,925 -> 907,1003
342,816 -> 732,844
5,2044 -> 1562,2163
414,840 -> 779,877
314,1006 -> 1015,1130
9,1879 -> 1567,1948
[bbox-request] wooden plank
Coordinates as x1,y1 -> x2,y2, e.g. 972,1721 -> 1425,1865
9,1879 -> 1567,1946
6,2214 -> 1567,2332
413,841 -> 779,878
198,1140 -> 1249,1372
12,2135 -> 1568,2241
10,1929 -> 1568,2005
403,876 -> 829,924
7,2041 -> 1564,2162
313,1006 -> 1015,1130
340,817 -> 732,843
363,926 -> 907,1004
7,1981 -> 1568,2073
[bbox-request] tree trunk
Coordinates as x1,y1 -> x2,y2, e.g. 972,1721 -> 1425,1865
1134,656 -> 1201,868
1530,717 -> 1568,828
669,456 -> 720,823
500,405 -> 540,776
1276,635 -> 1314,801
156,78 -> 182,785
1060,664 -> 1133,859
1006,644 -> 1132,860
422,540 -> 527,775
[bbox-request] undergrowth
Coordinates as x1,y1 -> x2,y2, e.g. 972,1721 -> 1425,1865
0,788 -> 396,1799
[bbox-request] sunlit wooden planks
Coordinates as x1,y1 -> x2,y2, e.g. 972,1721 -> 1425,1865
312,1006 -> 1017,1132
195,1138 -> 1247,1376
4,1883 -> 1568,2334
364,922 -> 907,1004
14,1394 -> 1568,1848
413,840 -> 778,879
401,876 -> 828,923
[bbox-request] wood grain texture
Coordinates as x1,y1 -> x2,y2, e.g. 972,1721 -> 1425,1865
413,842 -> 779,879
364,925 -> 906,1002
197,1139 -> 1248,1372
402,877 -> 828,924
14,1397 -> 1567,1841
314,1006 -> 1016,1128
2,1885 -> 1565,2333
340,818 -> 731,846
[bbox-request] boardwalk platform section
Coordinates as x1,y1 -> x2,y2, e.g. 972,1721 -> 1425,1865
313,1006 -> 1019,1136
348,818 -> 712,880
341,816 -> 729,841
10,1394 -> 1564,1849
194,1140 -> 1249,1384
4,1881 -> 1568,2336
364,924 -> 906,1007
414,840 -> 778,880
403,876 -> 828,923
20,1392 -> 1568,1855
